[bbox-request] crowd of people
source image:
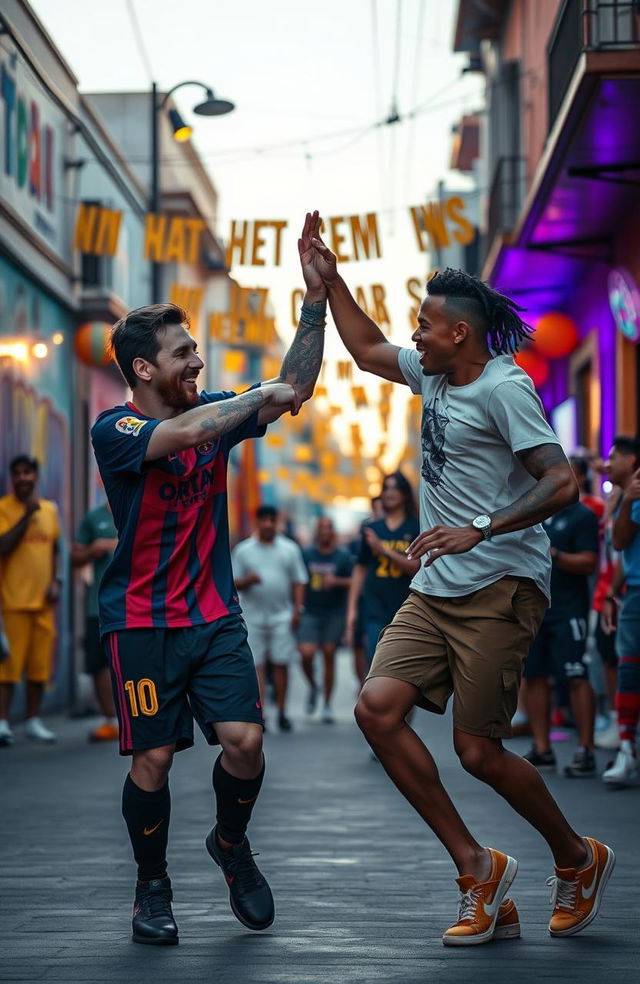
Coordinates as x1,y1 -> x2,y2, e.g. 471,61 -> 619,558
0,211 -> 632,947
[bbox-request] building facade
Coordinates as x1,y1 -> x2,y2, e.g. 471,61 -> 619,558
0,1 -> 241,710
454,0 -> 640,455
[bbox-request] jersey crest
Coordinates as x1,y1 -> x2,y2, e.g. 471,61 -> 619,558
115,416 -> 147,437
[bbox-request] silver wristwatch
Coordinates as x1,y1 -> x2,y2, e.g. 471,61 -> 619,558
472,514 -> 492,540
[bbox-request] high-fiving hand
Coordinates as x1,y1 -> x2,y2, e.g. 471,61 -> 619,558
298,211 -> 339,290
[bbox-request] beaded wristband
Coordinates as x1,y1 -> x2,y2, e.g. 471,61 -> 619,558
300,300 -> 327,327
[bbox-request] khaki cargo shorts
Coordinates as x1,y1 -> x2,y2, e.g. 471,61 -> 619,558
367,577 -> 547,739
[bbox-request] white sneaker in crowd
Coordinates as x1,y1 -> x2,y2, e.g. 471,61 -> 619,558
595,713 -> 619,750
602,739 -> 637,785
321,704 -> 335,724
0,719 -> 14,746
24,717 -> 57,743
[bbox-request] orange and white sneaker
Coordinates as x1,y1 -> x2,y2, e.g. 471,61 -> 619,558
547,837 -> 615,937
442,849 -> 518,946
493,898 -> 521,940
89,721 -> 119,742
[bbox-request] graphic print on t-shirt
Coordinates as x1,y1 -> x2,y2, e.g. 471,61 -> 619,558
421,397 -> 450,487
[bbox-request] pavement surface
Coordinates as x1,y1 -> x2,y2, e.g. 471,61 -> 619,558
1,650 -> 638,984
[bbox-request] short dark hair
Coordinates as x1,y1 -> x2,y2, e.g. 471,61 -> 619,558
10,454 -> 39,474
612,435 -> 640,461
110,303 -> 188,389
427,268 -> 533,355
256,505 -> 277,520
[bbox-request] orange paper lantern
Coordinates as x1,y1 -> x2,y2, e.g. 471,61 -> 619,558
74,322 -> 112,367
514,349 -> 550,389
533,312 -> 579,359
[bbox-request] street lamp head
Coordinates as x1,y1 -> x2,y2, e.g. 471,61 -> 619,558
168,108 -> 192,142
193,88 -> 235,117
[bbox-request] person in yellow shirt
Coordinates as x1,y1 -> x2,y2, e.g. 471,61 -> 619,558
0,455 -> 61,746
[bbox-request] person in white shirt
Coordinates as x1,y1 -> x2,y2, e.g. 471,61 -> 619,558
299,221 -> 614,946
232,506 -> 308,731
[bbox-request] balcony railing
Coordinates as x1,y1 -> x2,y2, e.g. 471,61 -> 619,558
548,0 -> 640,129
486,156 -> 527,257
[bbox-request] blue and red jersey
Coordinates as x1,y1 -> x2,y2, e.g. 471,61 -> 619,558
91,390 -> 266,635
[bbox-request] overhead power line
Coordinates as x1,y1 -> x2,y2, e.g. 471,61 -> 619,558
124,0 -> 154,82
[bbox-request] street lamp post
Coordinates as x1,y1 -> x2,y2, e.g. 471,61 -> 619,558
150,80 -> 235,302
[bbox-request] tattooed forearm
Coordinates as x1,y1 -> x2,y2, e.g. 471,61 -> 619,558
197,389 -> 265,438
280,323 -> 325,391
279,300 -> 326,397
490,443 -> 578,535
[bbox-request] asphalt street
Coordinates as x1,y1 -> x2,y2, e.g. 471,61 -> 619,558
1,650 -> 637,984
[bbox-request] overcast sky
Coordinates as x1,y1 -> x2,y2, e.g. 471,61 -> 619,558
31,0 -> 483,462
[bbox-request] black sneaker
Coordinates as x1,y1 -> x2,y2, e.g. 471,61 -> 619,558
278,712 -> 292,732
132,877 -> 178,945
564,747 -> 596,778
523,746 -> 557,771
206,827 -> 274,931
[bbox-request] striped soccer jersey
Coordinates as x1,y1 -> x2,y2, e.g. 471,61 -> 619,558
91,390 -> 265,635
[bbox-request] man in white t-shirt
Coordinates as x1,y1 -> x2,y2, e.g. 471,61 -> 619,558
232,506 -> 308,731
300,228 -> 614,947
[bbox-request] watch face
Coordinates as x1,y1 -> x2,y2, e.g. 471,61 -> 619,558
474,515 -> 490,530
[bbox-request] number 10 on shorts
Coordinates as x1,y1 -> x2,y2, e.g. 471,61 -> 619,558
124,678 -> 159,717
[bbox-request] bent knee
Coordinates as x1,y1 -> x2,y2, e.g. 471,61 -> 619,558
354,693 -> 400,737
454,734 -> 502,779
133,745 -> 174,783
223,727 -> 263,768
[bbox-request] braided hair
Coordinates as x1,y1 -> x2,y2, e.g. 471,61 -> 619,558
427,268 -> 533,355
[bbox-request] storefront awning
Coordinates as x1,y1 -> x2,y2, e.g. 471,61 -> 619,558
485,65 -> 640,318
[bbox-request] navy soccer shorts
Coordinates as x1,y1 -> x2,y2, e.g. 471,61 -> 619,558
105,615 -> 263,755
523,606 -> 590,683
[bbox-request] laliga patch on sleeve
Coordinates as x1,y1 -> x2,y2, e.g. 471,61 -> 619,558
115,416 -> 148,436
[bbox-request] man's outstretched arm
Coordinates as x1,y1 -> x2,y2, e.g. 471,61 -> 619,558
259,212 -> 328,424
298,215 -> 406,384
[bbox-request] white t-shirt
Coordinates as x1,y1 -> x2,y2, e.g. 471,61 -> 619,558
231,534 -> 309,625
398,349 -> 561,600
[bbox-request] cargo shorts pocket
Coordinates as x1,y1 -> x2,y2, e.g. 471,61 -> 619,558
501,668 -> 520,723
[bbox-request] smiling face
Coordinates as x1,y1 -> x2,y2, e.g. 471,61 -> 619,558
139,322 -> 204,411
412,295 -> 466,376
10,462 -> 38,501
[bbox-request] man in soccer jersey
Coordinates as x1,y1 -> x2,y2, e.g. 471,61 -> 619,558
92,213 -> 326,945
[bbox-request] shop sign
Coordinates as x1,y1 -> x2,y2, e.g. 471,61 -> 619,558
0,43 -> 65,255
608,268 -> 640,343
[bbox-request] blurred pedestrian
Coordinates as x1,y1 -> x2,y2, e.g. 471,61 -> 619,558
90,214 -> 324,945
232,505 -> 308,732
346,497 -> 382,686
521,501 -> 599,776
71,501 -> 119,742
0,455 -> 61,745
346,472 -> 420,669
601,436 -> 640,786
302,229 -> 614,943
299,516 -> 352,722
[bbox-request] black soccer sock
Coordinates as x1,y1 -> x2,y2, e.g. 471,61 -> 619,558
212,753 -> 265,845
122,774 -> 171,882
